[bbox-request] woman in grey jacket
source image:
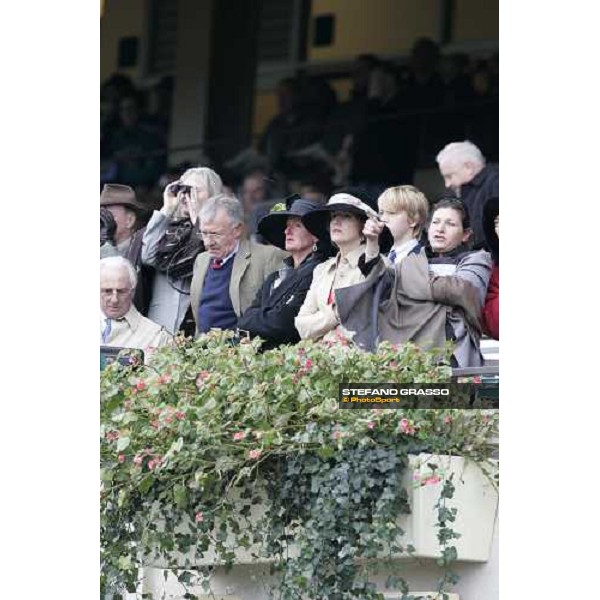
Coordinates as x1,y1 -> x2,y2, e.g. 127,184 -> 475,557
141,167 -> 223,334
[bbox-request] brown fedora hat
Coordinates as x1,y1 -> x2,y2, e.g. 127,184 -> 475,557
100,183 -> 145,212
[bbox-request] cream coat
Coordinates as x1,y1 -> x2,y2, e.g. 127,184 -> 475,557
295,245 -> 366,340
100,306 -> 172,351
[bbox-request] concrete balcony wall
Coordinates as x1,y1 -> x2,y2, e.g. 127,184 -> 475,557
134,454 -> 499,600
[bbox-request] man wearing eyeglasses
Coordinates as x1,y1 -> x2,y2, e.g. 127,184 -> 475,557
190,194 -> 286,336
100,256 -> 172,350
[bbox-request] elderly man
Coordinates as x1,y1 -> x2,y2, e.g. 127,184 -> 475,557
190,194 -> 286,336
436,140 -> 499,248
100,183 -> 154,315
100,257 -> 172,351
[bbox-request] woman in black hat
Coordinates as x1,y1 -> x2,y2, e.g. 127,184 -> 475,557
295,190 -> 387,341
237,196 -> 331,349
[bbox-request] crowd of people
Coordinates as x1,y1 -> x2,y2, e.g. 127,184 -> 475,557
100,139 -> 499,368
100,39 -> 498,216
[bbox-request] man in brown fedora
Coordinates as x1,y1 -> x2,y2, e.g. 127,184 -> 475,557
100,184 -> 146,256
100,183 -> 154,315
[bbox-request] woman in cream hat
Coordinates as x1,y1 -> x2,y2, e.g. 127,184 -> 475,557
294,189 -> 390,341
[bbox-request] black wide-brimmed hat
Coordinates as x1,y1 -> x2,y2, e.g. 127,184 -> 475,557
302,191 -> 393,253
257,195 -> 321,250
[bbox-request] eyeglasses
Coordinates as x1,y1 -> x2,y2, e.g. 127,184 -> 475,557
101,288 -> 133,298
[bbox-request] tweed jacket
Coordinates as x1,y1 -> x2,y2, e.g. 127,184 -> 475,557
190,239 -> 286,336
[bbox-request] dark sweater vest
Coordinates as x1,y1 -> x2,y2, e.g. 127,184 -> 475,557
198,259 -> 237,333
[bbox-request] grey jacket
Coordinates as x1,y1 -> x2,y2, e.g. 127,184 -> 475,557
141,210 -> 191,334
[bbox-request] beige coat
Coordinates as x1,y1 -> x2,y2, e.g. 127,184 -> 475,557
100,306 -> 172,351
190,239 -> 286,335
295,246 -> 366,340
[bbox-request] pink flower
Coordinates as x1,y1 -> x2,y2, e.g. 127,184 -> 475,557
248,449 -> 262,460
118,454 -> 125,464
332,431 -> 342,440
105,430 -> 120,441
133,455 -> 143,466
195,371 -> 211,389
472,376 -> 482,384
165,416 -> 173,424
151,420 -> 159,430
399,419 -> 415,435
175,411 -> 185,421
444,415 -> 452,425
367,421 -> 375,430
135,380 -> 146,391
148,456 -> 162,470
158,374 -> 172,385
304,359 -> 313,370
195,511 -> 204,523
424,475 -> 441,486
233,431 -> 246,441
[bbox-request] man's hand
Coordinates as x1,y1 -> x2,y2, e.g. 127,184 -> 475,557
363,217 -> 384,257
161,182 -> 180,217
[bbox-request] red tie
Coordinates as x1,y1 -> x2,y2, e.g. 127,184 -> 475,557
211,258 -> 223,270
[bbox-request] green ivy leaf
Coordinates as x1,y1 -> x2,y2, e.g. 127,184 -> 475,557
116,436 -> 130,451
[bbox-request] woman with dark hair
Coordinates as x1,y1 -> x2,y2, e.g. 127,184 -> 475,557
425,197 -> 492,366
295,189 -> 389,341
237,196 -> 331,349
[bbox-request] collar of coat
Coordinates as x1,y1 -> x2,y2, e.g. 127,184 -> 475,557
102,305 -> 142,330
327,245 -> 365,270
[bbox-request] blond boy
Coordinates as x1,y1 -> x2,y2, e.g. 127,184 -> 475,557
363,185 -> 429,264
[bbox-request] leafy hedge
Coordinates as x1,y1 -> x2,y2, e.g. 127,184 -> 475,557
100,331 -> 498,599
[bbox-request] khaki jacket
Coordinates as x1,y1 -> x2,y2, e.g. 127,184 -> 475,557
190,239 -> 286,335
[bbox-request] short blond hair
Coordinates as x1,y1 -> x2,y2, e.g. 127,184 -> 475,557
377,185 -> 429,238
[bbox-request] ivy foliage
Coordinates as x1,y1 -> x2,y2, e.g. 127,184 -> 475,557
100,332 -> 498,598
